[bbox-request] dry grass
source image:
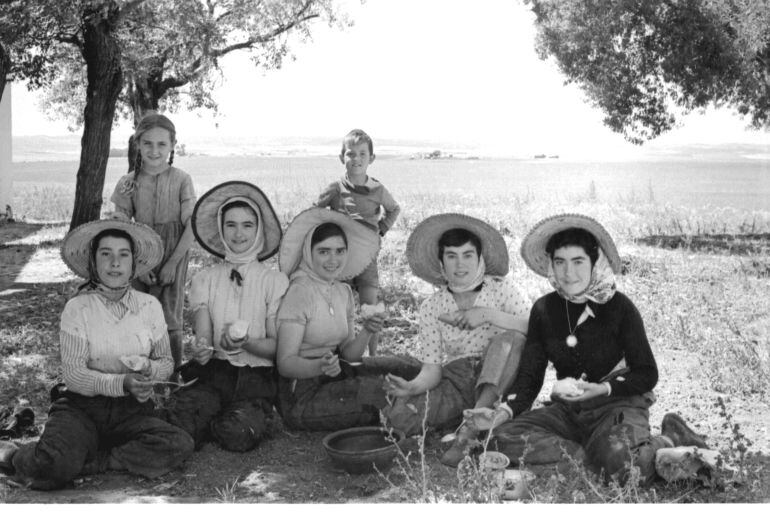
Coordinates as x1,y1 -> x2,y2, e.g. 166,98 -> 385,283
2,156 -> 769,502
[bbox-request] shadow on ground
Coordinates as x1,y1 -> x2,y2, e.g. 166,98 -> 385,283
0,221 -> 71,293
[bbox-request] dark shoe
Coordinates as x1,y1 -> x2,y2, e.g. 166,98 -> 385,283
0,440 -> 19,475
661,413 -> 708,449
0,408 -> 36,439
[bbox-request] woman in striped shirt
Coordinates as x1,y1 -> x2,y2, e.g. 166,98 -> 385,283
0,219 -> 193,490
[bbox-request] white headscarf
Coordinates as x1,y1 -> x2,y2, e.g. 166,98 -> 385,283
216,196 -> 265,265
441,255 -> 487,293
290,225 -> 348,285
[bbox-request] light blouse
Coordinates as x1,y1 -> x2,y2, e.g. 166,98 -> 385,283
59,289 -> 172,397
276,275 -> 355,359
417,275 -> 530,365
189,260 -> 289,367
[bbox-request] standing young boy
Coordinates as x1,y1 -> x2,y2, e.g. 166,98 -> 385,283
315,129 -> 400,355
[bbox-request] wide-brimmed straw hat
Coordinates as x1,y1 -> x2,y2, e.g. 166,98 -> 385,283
192,181 -> 282,260
60,219 -> 163,279
520,213 -> 621,277
406,213 -> 509,286
279,207 -> 380,280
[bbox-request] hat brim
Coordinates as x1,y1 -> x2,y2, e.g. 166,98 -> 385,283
406,213 -> 509,286
279,207 -> 380,280
192,181 -> 282,261
60,219 -> 164,279
520,213 -> 621,277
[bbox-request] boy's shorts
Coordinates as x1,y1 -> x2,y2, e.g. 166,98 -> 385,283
351,256 -> 379,290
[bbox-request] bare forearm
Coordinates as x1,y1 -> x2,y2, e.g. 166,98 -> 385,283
167,220 -> 194,264
277,355 -> 322,379
340,329 -> 375,361
407,364 -> 442,395
480,308 -> 528,333
243,337 -> 277,359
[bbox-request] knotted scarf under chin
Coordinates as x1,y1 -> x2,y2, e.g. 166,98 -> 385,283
547,248 -> 617,305
441,255 -> 487,294
217,196 -> 265,286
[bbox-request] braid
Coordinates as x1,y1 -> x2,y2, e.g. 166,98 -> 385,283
134,150 -> 143,176
169,149 -> 174,166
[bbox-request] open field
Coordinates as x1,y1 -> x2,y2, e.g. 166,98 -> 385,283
2,155 -> 769,502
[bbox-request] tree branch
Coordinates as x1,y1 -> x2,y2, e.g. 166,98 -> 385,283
211,13 -> 320,58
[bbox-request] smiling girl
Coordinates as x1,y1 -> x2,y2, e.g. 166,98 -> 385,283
465,214 -> 710,485
159,182 -> 288,452
274,208 -> 403,431
381,214 -> 530,466
110,113 -> 196,370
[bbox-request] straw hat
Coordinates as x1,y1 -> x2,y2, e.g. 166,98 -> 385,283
60,219 -> 163,279
406,213 -> 509,286
520,213 -> 621,277
192,181 -> 282,260
279,207 -> 380,280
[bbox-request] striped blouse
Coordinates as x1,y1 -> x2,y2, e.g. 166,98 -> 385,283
59,289 -> 172,397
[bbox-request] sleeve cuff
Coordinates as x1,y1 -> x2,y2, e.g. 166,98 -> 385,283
499,402 -> 513,420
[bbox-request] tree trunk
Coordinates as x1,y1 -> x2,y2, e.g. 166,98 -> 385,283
70,4 -> 124,229
0,41 -> 9,103
126,74 -> 162,173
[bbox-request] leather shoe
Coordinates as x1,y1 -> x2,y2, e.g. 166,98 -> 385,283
661,413 -> 708,449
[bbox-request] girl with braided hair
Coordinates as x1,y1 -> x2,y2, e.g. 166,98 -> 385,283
110,113 -> 197,370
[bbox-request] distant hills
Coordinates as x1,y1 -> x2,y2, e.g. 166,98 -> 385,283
10,134 -> 769,162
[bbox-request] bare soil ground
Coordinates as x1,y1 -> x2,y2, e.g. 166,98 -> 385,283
1,222 -> 769,503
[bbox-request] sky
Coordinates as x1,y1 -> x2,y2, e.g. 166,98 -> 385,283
9,0 -> 769,158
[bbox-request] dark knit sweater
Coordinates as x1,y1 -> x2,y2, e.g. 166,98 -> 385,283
505,291 -> 658,416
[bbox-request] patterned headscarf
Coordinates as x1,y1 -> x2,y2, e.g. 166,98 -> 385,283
548,247 -> 617,304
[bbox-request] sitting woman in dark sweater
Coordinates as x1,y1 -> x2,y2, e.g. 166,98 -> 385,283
464,214 -> 709,484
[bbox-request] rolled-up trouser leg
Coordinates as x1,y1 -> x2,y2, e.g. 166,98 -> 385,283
493,402 -> 585,467
384,357 -> 479,436
11,396 -> 98,490
476,331 -> 527,399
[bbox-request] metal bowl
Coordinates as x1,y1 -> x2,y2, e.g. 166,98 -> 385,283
322,426 -> 406,474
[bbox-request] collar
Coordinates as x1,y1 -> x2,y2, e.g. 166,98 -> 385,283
341,175 -> 379,194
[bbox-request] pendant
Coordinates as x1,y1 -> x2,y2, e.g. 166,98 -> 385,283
329,305 -> 335,316
566,334 -> 578,347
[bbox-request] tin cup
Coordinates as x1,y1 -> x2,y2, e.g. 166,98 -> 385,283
478,451 -> 510,496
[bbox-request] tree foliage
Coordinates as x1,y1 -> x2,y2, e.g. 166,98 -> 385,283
20,0 -> 346,129
0,0 -> 347,226
526,0 -> 770,144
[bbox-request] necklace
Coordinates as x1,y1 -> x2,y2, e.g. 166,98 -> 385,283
564,300 -> 578,347
321,282 -> 335,316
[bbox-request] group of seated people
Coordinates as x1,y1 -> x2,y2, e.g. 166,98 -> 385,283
0,181 -> 710,492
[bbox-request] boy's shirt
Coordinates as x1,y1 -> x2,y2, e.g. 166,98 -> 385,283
316,175 -> 401,235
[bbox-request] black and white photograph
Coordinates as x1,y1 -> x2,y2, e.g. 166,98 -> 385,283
1,0 -> 768,504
